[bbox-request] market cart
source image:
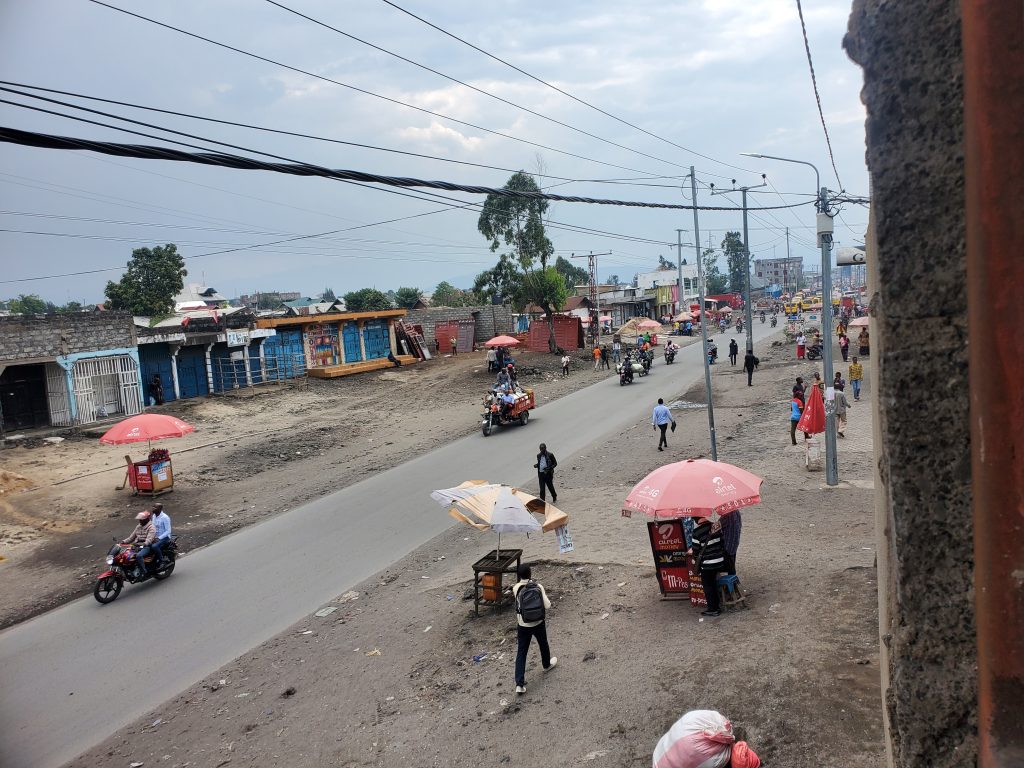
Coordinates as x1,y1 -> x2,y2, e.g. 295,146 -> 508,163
124,449 -> 175,496
102,414 -> 195,497
471,548 -> 523,616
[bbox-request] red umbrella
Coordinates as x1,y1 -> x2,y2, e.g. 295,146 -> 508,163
99,414 -> 195,445
621,459 -> 764,519
637,319 -> 662,330
797,385 -> 825,435
484,335 -> 520,348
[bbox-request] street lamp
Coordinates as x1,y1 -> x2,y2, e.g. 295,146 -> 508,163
741,153 -> 839,487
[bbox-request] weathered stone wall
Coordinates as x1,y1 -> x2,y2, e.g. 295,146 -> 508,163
0,313 -> 138,361
405,305 -> 514,345
845,2 -> 976,766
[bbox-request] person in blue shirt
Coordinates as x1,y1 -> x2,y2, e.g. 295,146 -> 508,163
150,503 -> 172,567
652,398 -> 674,451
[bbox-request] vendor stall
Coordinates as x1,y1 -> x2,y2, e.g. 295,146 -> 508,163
101,413 -> 195,497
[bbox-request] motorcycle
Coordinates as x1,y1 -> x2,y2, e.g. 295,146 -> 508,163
481,390 -> 532,435
770,316 -> 778,328
664,346 -> 677,365
616,356 -> 644,384
707,345 -> 719,365
806,343 -> 823,361
94,536 -> 180,604
760,313 -> 766,324
639,349 -> 653,374
736,320 -> 744,333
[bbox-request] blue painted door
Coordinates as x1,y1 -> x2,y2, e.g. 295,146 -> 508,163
248,341 -> 264,384
342,322 -> 362,362
177,346 -> 209,399
363,320 -> 390,359
138,343 -> 176,403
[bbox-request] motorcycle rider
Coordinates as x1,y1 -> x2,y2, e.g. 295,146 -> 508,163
760,311 -> 766,323
707,341 -> 718,364
121,510 -> 156,579
151,503 -> 172,567
499,390 -> 516,421
495,364 -> 512,391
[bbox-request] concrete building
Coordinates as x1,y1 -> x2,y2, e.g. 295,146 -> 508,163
753,256 -> 803,294
0,313 -> 143,432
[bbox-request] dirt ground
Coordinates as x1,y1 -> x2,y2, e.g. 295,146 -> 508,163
0,341 -> 699,629
61,337 -> 885,768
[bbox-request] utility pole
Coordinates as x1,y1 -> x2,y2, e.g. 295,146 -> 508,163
688,168 -> 717,461
816,187 -> 839,486
785,227 -> 791,295
710,177 -> 766,354
675,229 -> 688,318
572,251 -> 611,346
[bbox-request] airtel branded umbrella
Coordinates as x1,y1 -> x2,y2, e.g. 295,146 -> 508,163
431,480 -> 568,558
621,459 -> 764,520
484,335 -> 521,348
637,319 -> 662,330
797,384 -> 826,435
99,414 -> 195,447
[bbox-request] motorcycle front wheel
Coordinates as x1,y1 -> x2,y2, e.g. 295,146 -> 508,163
93,575 -> 122,604
481,416 -> 492,437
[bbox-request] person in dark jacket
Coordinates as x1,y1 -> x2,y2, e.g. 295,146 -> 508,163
691,516 -> 725,617
743,351 -> 759,386
720,511 -> 742,576
150,374 -> 164,406
533,444 -> 557,503
728,338 -> 739,366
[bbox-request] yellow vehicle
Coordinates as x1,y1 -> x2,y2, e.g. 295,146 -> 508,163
783,301 -> 801,315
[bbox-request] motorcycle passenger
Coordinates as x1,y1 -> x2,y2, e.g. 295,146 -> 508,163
121,510 -> 156,578
707,341 -> 718,364
151,503 -> 172,567
495,365 -> 511,391
499,391 -> 516,421
719,317 -> 727,334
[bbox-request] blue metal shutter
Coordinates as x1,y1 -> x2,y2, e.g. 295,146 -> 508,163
177,346 -> 209,398
363,320 -> 390,359
138,343 -> 176,403
342,322 -> 362,362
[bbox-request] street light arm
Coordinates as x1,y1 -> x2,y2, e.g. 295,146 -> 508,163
740,153 -> 820,198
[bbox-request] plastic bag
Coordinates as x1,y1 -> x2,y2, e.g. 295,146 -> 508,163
652,709 -> 734,768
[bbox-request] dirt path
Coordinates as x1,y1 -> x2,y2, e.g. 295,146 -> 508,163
64,340 -> 884,768
1,343 -> 682,629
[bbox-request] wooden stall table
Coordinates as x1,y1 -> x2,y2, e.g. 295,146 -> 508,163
471,549 -> 523,616
125,449 -> 175,497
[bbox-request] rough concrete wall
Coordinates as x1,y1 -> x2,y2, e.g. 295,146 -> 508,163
0,313 -> 138,361
405,305 -> 513,345
845,2 -> 976,766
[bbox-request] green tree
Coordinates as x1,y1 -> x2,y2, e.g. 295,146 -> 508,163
343,288 -> 393,312
702,248 -> 729,295
321,287 -> 336,301
59,301 -> 84,314
721,232 -> 747,294
394,286 -> 423,308
478,172 -> 564,350
658,254 -> 676,270
607,274 -> 620,286
8,294 -> 48,314
432,280 -> 474,307
104,244 -> 187,316
472,255 -> 521,305
256,292 -> 282,310
554,256 -> 589,289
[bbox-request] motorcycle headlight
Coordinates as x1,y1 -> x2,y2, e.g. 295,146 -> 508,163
106,556 -> 114,565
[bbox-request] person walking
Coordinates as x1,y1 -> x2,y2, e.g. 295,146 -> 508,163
743,350 -> 759,386
512,563 -> 556,694
600,345 -> 610,370
691,517 -> 725,617
790,390 -> 804,445
449,336 -> 458,356
838,332 -> 850,362
796,332 -> 807,360
534,443 -> 557,503
612,339 -> 621,364
833,371 -> 846,391
849,357 -> 864,401
728,339 -> 739,366
560,354 -> 570,377
857,328 -> 870,357
720,510 -> 742,576
486,346 -> 497,372
834,385 -> 850,438
652,398 -> 674,451
793,377 -> 806,399
592,345 -> 602,371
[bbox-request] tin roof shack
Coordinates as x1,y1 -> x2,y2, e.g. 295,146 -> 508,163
526,315 -> 584,352
0,312 -> 142,433
135,307 -> 288,401
256,309 -> 415,378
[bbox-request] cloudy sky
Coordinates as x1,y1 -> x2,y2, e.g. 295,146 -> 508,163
0,0 -> 869,304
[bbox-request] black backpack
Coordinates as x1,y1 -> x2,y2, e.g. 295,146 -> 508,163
516,581 -> 546,623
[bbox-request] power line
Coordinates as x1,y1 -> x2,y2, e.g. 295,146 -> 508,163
378,0 -> 755,179
0,82 -> 692,190
0,125 -> 815,213
264,1 -> 702,176
794,0 -> 844,189
85,0 -> 682,180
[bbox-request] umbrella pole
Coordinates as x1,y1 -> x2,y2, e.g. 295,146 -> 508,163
497,530 -> 501,559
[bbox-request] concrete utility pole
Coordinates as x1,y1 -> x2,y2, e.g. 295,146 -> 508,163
675,230 -> 687,318
741,152 -> 839,486
688,168 -> 717,461
710,177 -> 767,354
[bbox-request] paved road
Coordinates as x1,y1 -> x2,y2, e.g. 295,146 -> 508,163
0,323 -> 779,767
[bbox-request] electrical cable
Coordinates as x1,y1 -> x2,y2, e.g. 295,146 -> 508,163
794,0 -> 844,190
265,1 -> 702,176
0,82 -> 694,190
377,0 -> 756,178
85,0 -> 683,180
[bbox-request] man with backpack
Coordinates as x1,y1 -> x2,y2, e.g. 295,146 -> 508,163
513,564 -> 556,694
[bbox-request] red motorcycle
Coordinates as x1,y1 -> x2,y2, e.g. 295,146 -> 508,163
93,536 -> 180,604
